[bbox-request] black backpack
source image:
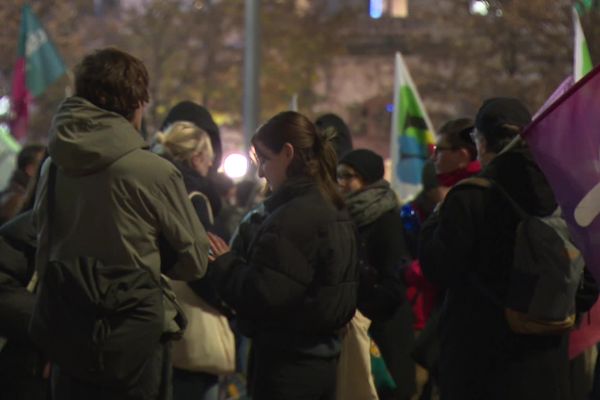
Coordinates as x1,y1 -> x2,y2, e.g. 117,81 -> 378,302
461,177 -> 585,335
29,163 -> 173,388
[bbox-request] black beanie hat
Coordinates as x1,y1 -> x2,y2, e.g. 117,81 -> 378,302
339,149 -> 384,185
475,97 -> 531,136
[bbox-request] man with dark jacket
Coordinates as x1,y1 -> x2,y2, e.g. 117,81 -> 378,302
419,98 -> 573,399
31,48 -> 209,400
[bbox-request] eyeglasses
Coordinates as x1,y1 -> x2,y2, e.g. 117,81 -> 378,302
336,172 -> 358,181
433,145 -> 456,156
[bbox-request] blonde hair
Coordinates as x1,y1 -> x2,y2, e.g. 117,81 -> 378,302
156,121 -> 214,165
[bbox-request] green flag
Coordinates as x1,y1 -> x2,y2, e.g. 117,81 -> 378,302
574,7 -> 593,82
390,52 -> 436,200
18,4 -> 67,97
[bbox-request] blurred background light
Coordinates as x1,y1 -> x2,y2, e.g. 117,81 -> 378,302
223,153 -> 249,179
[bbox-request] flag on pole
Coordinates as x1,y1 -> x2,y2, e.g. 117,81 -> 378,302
523,64 -> 600,282
9,4 -> 67,141
533,7 -> 593,119
390,52 -> 436,201
574,7 -> 593,82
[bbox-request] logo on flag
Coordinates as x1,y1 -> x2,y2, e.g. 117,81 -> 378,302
390,53 -> 435,201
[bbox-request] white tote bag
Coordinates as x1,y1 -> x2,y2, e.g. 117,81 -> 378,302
170,280 -> 236,375
336,310 -> 379,400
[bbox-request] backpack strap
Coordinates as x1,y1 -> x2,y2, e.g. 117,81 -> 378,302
455,177 -> 530,220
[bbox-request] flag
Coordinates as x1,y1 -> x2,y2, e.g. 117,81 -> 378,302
0,125 -> 22,190
574,7 -> 593,82
532,7 -> 592,119
523,64 -> 600,282
390,52 -> 436,201
9,5 -> 67,141
533,76 -> 574,120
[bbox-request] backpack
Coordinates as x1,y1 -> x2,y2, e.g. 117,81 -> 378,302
460,177 -> 585,335
29,163 -> 175,388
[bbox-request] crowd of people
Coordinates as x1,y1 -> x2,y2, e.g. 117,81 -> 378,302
0,46 -> 599,400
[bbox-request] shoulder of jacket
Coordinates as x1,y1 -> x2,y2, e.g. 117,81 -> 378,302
112,149 -> 182,184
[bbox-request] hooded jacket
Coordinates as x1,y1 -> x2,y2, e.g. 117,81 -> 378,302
33,97 -> 209,319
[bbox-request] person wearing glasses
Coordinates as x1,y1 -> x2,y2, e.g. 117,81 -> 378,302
433,118 -> 481,191
337,149 -> 415,400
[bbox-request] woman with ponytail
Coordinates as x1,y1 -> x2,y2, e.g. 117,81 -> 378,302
208,111 -> 359,399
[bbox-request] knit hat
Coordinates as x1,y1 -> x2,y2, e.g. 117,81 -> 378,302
475,97 -> 531,136
339,149 -> 384,185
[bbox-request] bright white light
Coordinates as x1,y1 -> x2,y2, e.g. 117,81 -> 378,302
470,0 -> 489,16
223,153 -> 248,179
0,96 -> 10,117
370,0 -> 384,19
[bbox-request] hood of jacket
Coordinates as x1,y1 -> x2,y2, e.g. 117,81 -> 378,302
48,97 -> 146,176
481,142 -> 556,216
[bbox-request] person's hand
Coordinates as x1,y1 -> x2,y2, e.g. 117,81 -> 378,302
208,232 -> 230,262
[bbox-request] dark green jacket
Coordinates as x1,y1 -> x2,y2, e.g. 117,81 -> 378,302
33,97 -> 209,332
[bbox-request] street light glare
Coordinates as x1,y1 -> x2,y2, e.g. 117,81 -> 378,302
470,0 -> 490,16
370,0 -> 384,19
223,153 -> 249,179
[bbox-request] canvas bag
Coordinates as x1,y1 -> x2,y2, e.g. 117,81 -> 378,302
459,177 -> 585,335
336,310 -> 379,400
170,280 -> 235,374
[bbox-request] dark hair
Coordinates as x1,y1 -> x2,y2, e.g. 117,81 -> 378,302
75,47 -> 149,121
438,118 -> 477,161
475,97 -> 531,154
480,124 -> 522,153
315,113 -> 353,159
17,144 -> 45,171
252,111 -> 344,209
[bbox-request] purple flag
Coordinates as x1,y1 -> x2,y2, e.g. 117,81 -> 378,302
533,76 -> 574,120
524,65 -> 600,281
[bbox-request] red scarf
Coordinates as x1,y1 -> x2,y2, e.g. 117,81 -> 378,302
436,160 -> 481,187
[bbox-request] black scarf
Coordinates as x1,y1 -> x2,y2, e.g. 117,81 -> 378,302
345,180 -> 398,228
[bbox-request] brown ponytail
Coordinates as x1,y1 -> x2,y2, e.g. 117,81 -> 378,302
253,111 -> 344,209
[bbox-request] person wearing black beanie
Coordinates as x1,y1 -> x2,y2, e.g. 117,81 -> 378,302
338,149 -> 416,400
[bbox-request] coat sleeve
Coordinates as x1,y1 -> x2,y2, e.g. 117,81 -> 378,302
359,216 -> 409,320
151,171 -> 209,282
210,228 -> 311,320
419,188 -> 483,288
